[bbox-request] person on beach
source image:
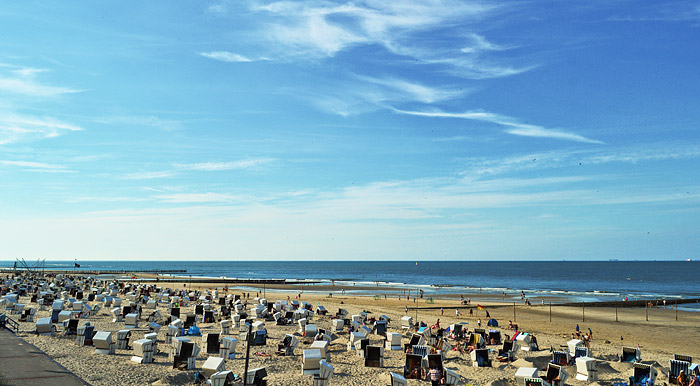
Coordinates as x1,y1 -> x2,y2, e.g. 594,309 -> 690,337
456,309 -> 460,318
678,370 -> 689,386
441,308 -> 444,316
469,308 -> 473,316
405,306 -> 408,314
477,318 -> 481,327
429,367 -> 441,386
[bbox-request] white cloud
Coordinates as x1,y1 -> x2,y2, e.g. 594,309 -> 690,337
393,108 -> 603,144
175,158 -> 275,171
155,192 -> 243,203
0,113 -> 83,144
120,171 -> 177,180
199,51 -> 254,63
0,70 -> 84,97
304,75 -> 464,115
0,160 -> 68,171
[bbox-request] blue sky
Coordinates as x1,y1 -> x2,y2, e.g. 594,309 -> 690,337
0,1 -> 699,261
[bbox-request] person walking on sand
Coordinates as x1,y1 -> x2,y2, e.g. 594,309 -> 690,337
441,308 -> 444,316
405,306 -> 408,314
456,309 -> 460,318
477,318 -> 481,328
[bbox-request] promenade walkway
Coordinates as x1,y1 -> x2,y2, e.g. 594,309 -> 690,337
0,329 -> 88,386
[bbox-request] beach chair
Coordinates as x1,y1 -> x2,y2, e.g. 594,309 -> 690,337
93,331 -> 116,355
166,324 -> 179,344
313,360 -> 334,386
574,347 -> 590,359
252,330 -> 267,346
63,318 -> 79,335
672,355 -> 699,377
111,307 -> 122,322
404,354 -> 423,379
498,339 -> 519,362
131,338 -> 155,363
542,364 -> 569,386
206,332 -> 221,354
173,341 -> 199,370
277,334 -> 299,356
621,346 -> 641,363
184,314 -> 196,328
443,368 -> 461,385
203,310 -> 215,323
401,315 -> 414,330
471,347 -> 491,367
20,307 -> 36,322
385,332 -> 402,350
210,370 -> 235,386
409,333 -> 425,347
303,349 -> 323,375
305,323 -> 319,339
311,340 -> 330,361
355,338 -> 370,358
632,363 -> 657,386
375,320 -> 388,336
365,345 -> 384,368
220,336 -> 238,359
125,312 -> 139,329
567,339 -> 583,357
117,329 -> 132,350
76,324 -> 95,346
202,357 -> 226,379
317,306 -> 327,316
220,319 -> 231,335
489,330 -> 502,345
390,372 -> 408,386
347,331 -> 364,350
35,317 -> 55,336
58,310 -> 73,323
436,338 -> 452,361
412,345 -> 429,358
552,350 -> 572,366
516,367 -> 540,386
575,356 -> 597,381
515,333 -> 536,351
245,367 -> 268,386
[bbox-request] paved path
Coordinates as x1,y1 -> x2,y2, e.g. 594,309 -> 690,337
0,329 -> 89,386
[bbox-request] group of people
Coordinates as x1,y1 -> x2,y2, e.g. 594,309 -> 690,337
677,370 -> 700,386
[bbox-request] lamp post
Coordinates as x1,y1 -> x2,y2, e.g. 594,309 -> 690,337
243,327 -> 253,386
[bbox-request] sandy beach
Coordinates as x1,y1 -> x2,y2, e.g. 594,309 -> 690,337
2,272 -> 699,386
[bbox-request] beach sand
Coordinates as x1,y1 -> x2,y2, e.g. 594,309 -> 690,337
3,273 -> 699,386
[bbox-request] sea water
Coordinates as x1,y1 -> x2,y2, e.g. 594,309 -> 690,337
3,260 -> 699,308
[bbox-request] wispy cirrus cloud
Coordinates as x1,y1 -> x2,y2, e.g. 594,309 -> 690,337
175,158 -> 275,171
607,2 -> 700,24
120,171 -> 177,180
208,0 -> 531,79
304,75 -> 464,116
155,192 -> 244,204
0,113 -> 83,145
199,51 -> 255,63
393,108 -> 603,144
0,67 -> 84,97
458,142 -> 700,177
0,160 -> 70,172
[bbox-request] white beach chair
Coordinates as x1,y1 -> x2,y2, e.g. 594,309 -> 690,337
303,349 -> 323,376
202,357 -> 225,378
131,338 -> 154,363
93,331 -> 116,355
313,360 -> 334,386
310,340 -> 330,361
516,367 -> 539,386
575,356 -> 597,381
385,332 -> 402,350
